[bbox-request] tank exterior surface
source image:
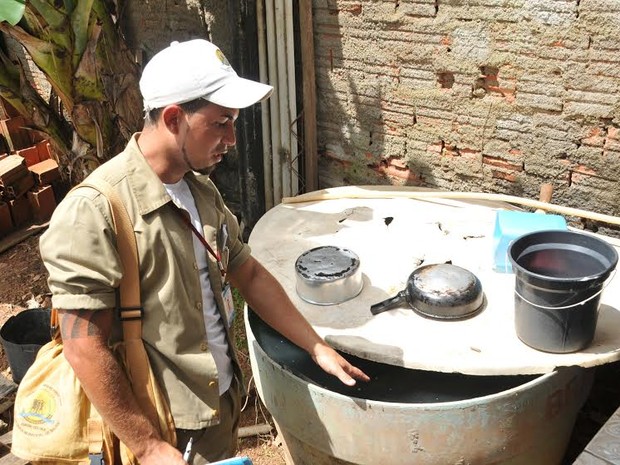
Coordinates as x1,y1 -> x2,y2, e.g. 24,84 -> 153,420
246,307 -> 593,465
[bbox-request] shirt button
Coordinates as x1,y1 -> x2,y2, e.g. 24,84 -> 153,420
196,302 -> 202,310
200,342 -> 208,351
193,262 -> 199,270
209,381 -> 216,387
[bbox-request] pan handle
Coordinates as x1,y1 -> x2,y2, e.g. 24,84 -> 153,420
370,290 -> 408,315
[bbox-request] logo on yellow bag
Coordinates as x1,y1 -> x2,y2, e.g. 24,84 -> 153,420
15,384 -> 60,435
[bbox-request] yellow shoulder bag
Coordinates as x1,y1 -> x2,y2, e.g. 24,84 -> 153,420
11,178 -> 176,464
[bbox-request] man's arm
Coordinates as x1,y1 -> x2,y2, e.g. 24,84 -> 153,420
228,256 -> 370,385
59,309 -> 185,465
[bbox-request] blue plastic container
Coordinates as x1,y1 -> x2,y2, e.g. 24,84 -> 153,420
492,210 -> 567,273
212,458 -> 253,465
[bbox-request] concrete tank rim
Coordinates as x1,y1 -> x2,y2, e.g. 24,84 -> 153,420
245,308 -> 583,410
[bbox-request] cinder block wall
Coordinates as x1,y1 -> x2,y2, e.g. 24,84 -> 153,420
314,0 -> 620,223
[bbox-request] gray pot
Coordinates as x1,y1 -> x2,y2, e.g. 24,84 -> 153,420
295,246 -> 363,305
370,263 -> 484,320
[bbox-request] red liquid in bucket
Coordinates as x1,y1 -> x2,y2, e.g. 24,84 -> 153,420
509,231 -> 618,353
517,249 -> 607,279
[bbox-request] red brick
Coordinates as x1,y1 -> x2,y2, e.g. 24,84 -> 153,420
0,201 -> 13,237
27,185 -> 56,223
570,165 -> 598,184
582,127 -> 605,147
427,141 -> 444,154
482,155 -> 524,172
460,148 -> 482,158
16,145 -> 39,167
491,170 -> 517,182
372,159 -> 422,184
387,157 -> 408,169
36,140 -> 52,161
0,116 -> 33,151
29,159 -> 60,186
8,194 -> 32,228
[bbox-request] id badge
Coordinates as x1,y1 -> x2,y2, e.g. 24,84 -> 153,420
222,283 -> 235,327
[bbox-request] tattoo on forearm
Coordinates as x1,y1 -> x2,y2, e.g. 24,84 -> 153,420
59,310 -> 104,339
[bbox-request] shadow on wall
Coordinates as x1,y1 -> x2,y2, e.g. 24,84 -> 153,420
313,1 -> 475,192
314,2 -> 431,190
313,1 -> 620,220
314,2 -> 531,195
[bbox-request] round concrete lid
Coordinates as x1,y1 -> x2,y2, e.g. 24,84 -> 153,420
248,187 -> 620,376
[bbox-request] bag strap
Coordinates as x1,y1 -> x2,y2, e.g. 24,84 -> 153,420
78,179 -> 140,317
75,179 -> 164,435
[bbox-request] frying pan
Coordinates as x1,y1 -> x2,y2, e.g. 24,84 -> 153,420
370,263 -> 484,320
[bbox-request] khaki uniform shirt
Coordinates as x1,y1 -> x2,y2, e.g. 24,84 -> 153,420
39,134 -> 250,429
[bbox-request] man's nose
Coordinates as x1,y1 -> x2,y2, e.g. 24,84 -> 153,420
223,124 -> 236,147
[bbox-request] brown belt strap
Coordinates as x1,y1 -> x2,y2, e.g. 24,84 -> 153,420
77,179 -> 162,439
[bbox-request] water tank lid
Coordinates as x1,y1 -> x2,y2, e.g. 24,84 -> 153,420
249,187 -> 620,376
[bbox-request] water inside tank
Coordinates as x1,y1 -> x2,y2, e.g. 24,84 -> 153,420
249,310 -> 537,403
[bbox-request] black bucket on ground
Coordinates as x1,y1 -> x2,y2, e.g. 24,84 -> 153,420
0,308 -> 51,383
508,230 -> 618,353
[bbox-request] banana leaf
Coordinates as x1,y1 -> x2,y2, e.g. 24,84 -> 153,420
0,0 -> 141,184
0,0 -> 26,26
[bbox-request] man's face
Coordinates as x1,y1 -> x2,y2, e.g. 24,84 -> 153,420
179,103 -> 239,175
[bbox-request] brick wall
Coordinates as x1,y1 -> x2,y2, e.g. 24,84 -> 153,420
313,0 -> 620,224
120,1 -> 231,61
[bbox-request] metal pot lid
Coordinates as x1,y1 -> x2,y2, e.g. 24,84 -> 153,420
295,245 -> 363,305
407,263 -> 484,320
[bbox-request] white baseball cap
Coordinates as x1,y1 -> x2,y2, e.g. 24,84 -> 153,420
140,39 -> 273,111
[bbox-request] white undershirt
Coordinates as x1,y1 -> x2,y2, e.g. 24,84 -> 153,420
164,179 -> 233,395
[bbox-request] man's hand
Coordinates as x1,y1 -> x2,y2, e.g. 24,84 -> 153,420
310,343 -> 370,386
230,256 -> 371,387
135,439 -> 186,465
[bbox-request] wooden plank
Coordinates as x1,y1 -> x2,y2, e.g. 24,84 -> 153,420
0,431 -> 29,465
572,451 -> 613,464
0,399 -> 14,417
0,430 -> 12,446
0,375 -> 17,420
299,0 -> 318,193
0,222 -> 48,254
0,376 -> 16,399
0,454 -> 28,465
578,405 -> 620,464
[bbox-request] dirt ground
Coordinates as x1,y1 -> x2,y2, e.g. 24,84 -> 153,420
0,230 -> 618,464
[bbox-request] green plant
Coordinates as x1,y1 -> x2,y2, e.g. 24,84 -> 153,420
0,0 -> 142,184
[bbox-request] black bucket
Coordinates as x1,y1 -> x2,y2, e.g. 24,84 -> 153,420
0,308 -> 51,383
508,230 -> 618,353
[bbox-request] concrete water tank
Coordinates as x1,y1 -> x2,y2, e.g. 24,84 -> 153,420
246,310 -> 592,465
246,187 -> 620,464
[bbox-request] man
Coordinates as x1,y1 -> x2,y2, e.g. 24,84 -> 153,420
39,39 -> 369,465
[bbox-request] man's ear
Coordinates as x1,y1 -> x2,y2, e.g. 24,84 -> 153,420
161,105 -> 183,134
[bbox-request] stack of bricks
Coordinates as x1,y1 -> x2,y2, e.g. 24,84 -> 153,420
0,99 -> 60,238
0,148 -> 59,237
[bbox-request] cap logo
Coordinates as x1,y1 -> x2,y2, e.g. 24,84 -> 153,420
216,49 -> 231,67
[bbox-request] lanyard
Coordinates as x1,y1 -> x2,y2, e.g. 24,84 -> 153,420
169,203 -> 227,277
